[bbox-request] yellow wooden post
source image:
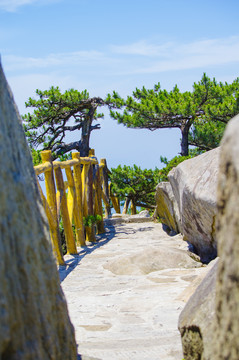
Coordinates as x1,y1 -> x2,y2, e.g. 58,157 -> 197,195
112,194 -> 121,213
65,167 -> 86,247
72,152 -> 85,246
40,150 -> 65,265
131,200 -> 137,215
85,154 -> 96,242
100,158 -> 111,218
94,165 -> 105,234
54,166 -> 77,254
88,149 -> 95,156
81,163 -> 90,219
101,190 -> 110,214
109,182 -> 121,214
116,196 -> 121,213
36,178 -> 57,234
65,168 -> 74,224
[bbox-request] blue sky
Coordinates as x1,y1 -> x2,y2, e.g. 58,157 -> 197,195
1,0 -> 239,169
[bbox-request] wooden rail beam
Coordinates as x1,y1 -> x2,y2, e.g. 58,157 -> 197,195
34,149 -> 109,262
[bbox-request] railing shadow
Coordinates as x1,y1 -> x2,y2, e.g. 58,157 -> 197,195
58,224 -> 116,282
58,221 -> 155,282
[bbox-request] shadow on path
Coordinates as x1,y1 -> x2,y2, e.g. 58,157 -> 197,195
77,354 -> 100,360
58,222 -> 155,282
58,224 -> 116,283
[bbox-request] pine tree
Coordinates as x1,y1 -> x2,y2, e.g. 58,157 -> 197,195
23,86 -> 104,164
110,165 -> 160,210
106,74 -> 239,156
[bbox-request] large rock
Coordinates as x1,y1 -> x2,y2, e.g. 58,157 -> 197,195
212,114 -> 239,359
155,181 -> 181,234
168,148 -> 220,263
103,246 -> 202,276
178,259 -> 218,360
0,63 -> 77,358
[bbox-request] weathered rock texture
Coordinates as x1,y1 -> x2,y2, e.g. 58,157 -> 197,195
155,181 -> 181,234
105,210 -> 152,225
212,114 -> 239,359
0,63 -> 77,359
103,246 -> 202,276
178,259 -> 218,360
168,148 -> 220,262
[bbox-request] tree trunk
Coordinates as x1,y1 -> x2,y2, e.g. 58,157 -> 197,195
122,197 -> 131,215
180,121 -> 191,156
81,118 -> 91,156
81,105 -> 97,156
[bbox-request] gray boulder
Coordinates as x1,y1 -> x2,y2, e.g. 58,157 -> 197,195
178,259 -> 218,360
155,181 -> 181,234
168,148 -> 220,263
0,63 -> 77,358
212,114 -> 239,359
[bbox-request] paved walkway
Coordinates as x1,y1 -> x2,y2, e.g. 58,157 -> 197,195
60,218 -> 207,360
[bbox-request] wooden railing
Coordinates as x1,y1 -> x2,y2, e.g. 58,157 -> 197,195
34,150 -> 111,265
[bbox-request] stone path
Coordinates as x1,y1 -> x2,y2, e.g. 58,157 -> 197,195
60,219 -> 208,360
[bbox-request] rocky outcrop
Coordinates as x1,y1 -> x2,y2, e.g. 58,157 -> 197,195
0,63 -> 77,359
178,114 -> 239,360
168,148 -> 220,263
178,259 -> 218,360
103,245 -> 202,276
155,181 -> 181,234
212,114 -> 239,359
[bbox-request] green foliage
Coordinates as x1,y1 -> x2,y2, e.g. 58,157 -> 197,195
59,217 -> 68,255
106,74 -> 239,155
110,154 -> 197,211
189,119 -> 226,150
83,215 -> 102,227
23,86 -> 104,159
31,148 -> 42,166
58,152 -> 73,162
109,165 -> 160,209
158,155 -> 193,182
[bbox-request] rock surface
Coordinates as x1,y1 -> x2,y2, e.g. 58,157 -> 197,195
168,148 -> 220,263
105,210 -> 152,225
155,181 -> 181,234
178,259 -> 218,360
0,63 -> 77,359
104,246 -> 201,276
212,114 -> 239,359
60,221 -> 208,360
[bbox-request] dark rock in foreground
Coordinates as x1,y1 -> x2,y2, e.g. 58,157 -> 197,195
0,63 -> 77,359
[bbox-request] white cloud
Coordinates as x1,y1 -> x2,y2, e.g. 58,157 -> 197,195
0,0 -> 60,12
3,50 -> 111,71
0,0 -> 37,11
3,35 -> 239,100
111,40 -> 173,57
4,36 -> 239,76
126,36 -> 239,74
